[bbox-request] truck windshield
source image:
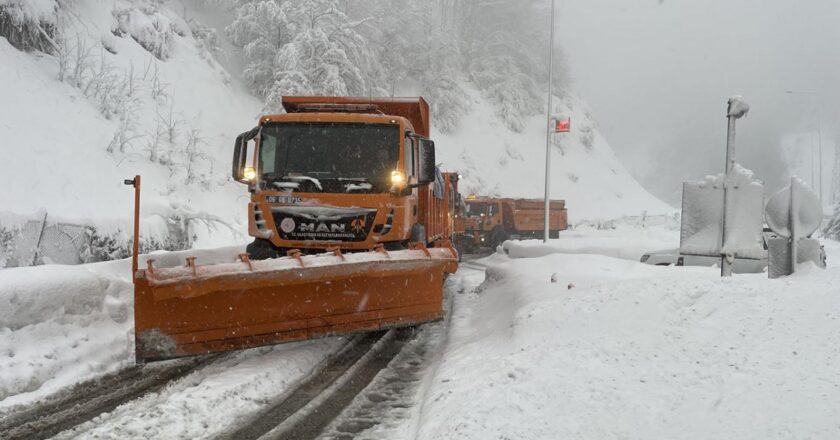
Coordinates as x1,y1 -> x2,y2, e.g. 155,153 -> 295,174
259,122 -> 400,192
465,202 -> 490,217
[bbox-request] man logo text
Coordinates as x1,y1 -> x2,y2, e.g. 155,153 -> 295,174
299,223 -> 346,233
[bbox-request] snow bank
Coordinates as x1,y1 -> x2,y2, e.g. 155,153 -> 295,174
417,252 -> 840,439
0,260 -> 133,406
0,246 -> 244,409
502,224 -> 679,261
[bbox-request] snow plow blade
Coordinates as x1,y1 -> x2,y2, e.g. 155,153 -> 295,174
134,245 -> 457,363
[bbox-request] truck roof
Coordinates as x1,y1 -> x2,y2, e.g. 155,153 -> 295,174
279,96 -> 430,137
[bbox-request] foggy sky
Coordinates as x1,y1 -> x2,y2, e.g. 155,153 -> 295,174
555,0 -> 840,205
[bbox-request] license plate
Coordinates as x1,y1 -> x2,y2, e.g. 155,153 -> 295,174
265,195 -> 302,204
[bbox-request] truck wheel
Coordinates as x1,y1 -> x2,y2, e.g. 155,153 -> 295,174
246,238 -> 280,260
410,223 -> 427,243
489,227 -> 509,249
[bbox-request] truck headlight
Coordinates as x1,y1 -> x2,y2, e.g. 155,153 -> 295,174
391,170 -> 406,186
243,166 -> 257,182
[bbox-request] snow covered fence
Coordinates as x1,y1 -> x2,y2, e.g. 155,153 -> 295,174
0,207 -> 241,268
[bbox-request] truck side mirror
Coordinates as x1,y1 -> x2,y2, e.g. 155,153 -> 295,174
418,139 -> 436,185
232,127 -> 259,183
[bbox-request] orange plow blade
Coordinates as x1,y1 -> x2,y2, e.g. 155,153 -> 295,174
134,246 -> 458,363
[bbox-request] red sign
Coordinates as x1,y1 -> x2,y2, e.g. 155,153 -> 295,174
553,117 -> 571,133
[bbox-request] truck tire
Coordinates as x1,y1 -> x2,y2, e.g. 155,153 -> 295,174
489,226 -> 509,249
410,223 -> 427,243
246,238 -> 280,260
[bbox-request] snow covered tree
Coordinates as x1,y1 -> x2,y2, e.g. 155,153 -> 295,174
226,0 -> 290,97
228,0 -> 570,132
227,0 -> 383,111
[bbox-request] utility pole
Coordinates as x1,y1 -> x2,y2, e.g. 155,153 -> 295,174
543,0 -> 556,243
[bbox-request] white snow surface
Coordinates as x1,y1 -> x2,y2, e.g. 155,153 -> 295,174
415,241 -> 840,439
502,223 -> 679,262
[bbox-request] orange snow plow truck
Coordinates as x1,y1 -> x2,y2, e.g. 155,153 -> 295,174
131,96 -> 459,363
457,196 -> 568,251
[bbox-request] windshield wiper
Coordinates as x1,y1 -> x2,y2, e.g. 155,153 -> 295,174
281,175 -> 323,191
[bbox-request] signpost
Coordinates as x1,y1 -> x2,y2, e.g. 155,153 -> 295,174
720,96 -> 750,276
552,114 -> 571,133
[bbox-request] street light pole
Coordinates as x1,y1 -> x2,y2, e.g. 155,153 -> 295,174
543,0 -> 556,243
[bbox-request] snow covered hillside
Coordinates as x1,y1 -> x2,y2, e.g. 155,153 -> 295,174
435,88 -> 673,221
0,0 -> 260,250
0,0 -> 669,259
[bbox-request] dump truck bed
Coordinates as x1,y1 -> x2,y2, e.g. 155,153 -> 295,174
504,198 -> 568,232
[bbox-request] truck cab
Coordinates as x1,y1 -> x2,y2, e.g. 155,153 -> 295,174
232,97 -> 449,259
460,196 -> 504,248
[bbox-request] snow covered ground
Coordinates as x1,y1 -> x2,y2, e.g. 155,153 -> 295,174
415,234 -> 840,440
2,225 -> 839,438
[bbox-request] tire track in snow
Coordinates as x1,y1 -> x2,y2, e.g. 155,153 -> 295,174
223,264 -> 484,440
219,329 -> 415,440
0,354 -> 221,440
317,264 -> 485,439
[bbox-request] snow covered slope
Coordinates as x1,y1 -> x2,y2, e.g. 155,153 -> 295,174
435,88 -> 673,222
0,0 -> 260,246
